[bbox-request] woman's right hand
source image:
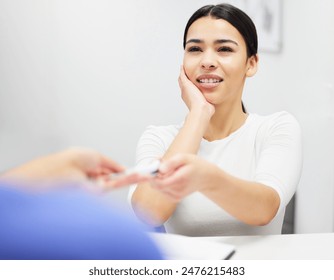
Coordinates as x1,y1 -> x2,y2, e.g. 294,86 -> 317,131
178,65 -> 215,117
150,154 -> 219,201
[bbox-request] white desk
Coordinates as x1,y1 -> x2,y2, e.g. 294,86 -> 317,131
151,232 -> 334,260
204,233 -> 334,259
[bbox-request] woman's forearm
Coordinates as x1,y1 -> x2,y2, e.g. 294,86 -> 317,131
132,107 -> 212,225
201,166 -> 280,226
164,107 -> 212,158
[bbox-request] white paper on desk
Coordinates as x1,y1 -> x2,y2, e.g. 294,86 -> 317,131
149,232 -> 235,260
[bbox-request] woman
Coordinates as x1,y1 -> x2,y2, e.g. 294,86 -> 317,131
129,4 -> 302,236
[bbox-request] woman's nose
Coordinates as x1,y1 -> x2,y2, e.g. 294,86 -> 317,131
201,52 -> 217,70
201,63 -> 217,70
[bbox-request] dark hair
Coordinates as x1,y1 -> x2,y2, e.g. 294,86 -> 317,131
183,3 -> 258,57
183,4 -> 258,114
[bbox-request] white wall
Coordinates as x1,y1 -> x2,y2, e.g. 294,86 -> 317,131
1,0 -> 334,231
242,0 -> 334,233
0,0 -> 187,168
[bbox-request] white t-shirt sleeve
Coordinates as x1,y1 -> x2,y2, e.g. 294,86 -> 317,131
136,126 -> 175,166
254,112 -> 303,213
128,125 -> 177,202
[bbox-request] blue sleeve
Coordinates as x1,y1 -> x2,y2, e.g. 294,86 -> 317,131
0,183 -> 162,260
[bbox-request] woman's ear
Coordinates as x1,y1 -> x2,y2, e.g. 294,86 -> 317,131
246,54 -> 259,77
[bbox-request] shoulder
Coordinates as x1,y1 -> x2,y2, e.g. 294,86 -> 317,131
138,123 -> 182,145
251,111 -> 302,136
251,111 -> 300,125
141,124 -> 181,137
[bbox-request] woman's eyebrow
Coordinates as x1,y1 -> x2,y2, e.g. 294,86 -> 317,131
185,39 -> 203,45
185,38 -> 238,46
215,39 -> 238,46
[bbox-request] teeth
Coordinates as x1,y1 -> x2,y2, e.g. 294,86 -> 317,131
199,79 -> 221,83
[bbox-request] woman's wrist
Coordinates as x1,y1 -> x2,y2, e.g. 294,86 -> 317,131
187,104 -> 213,127
191,101 -> 214,119
179,114 -> 208,141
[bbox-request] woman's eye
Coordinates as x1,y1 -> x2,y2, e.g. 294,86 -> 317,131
187,46 -> 201,52
218,46 -> 233,52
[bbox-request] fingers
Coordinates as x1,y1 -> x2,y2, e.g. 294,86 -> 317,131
154,164 -> 189,188
99,155 -> 126,173
106,172 -> 152,189
151,163 -> 193,202
178,65 -> 189,87
88,173 -> 150,192
179,65 -> 185,79
159,154 -> 191,174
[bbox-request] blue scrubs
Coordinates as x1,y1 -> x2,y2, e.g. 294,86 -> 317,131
0,183 -> 162,260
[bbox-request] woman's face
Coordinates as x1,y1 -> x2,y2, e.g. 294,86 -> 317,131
183,16 -> 257,107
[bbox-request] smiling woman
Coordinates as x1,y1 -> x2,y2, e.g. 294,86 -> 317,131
183,16 -> 257,110
128,3 -> 303,237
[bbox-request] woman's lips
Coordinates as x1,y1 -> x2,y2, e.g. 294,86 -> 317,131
196,74 -> 223,89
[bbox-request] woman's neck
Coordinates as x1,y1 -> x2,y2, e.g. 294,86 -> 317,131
203,104 -> 248,142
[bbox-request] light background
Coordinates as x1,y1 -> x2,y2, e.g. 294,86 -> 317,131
0,0 -> 333,233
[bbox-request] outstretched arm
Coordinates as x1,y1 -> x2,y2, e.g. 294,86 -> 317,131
1,147 -> 149,190
151,154 -> 280,226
